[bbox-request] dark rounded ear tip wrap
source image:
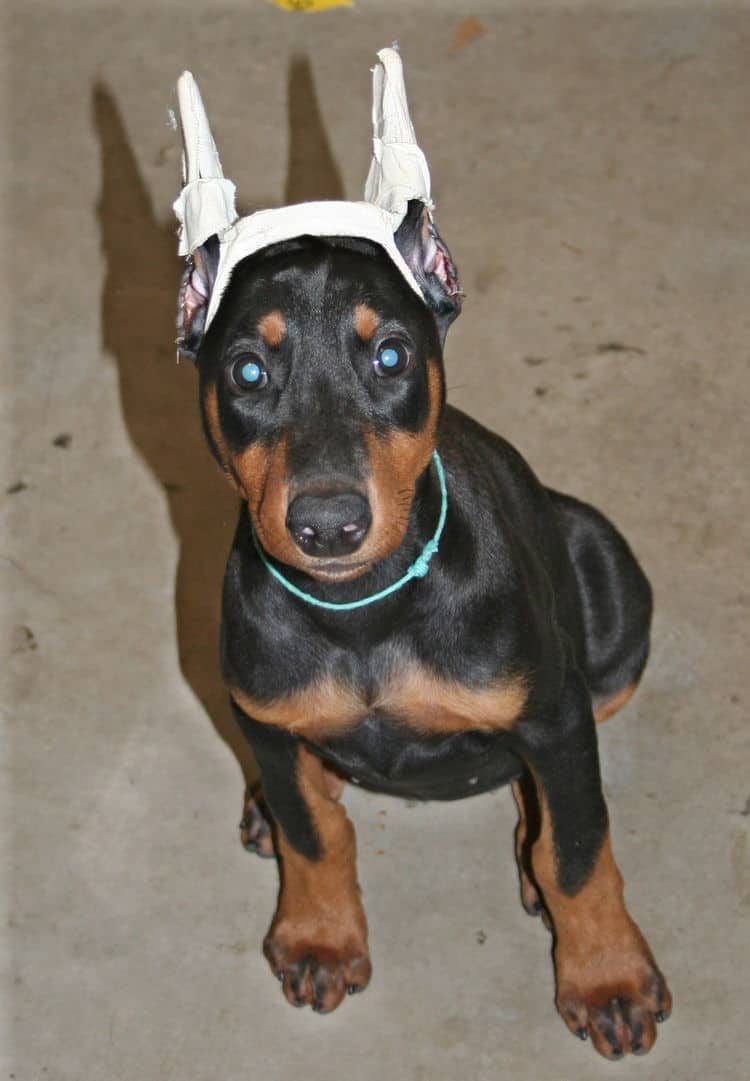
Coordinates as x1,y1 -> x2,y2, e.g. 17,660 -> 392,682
394,200 -> 463,342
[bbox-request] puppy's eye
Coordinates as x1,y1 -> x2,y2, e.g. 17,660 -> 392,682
231,356 -> 268,391
372,338 -> 410,378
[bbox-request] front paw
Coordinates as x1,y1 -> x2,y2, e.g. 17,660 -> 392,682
556,948 -> 672,1059
264,927 -> 371,1013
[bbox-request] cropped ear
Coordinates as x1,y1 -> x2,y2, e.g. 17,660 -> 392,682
394,200 -> 463,341
176,236 -> 220,360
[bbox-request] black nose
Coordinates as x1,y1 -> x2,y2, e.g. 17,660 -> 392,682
286,491 -> 371,558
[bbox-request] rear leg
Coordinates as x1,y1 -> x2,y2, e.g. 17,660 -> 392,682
592,680 -> 639,724
516,494 -> 652,914
549,489 -> 652,719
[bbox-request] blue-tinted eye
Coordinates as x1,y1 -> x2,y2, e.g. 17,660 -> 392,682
373,339 -> 410,377
231,356 -> 268,391
241,361 -> 261,383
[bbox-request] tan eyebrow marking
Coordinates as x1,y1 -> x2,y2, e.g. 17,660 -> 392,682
353,303 -> 380,343
258,309 -> 286,348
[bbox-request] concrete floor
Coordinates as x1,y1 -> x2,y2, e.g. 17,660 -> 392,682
3,2 -> 749,1078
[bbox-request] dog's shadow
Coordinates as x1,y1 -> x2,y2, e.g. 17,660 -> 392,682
96,57 -> 346,785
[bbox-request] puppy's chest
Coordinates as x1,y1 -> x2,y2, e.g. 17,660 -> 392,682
230,662 -> 526,742
229,661 -> 527,801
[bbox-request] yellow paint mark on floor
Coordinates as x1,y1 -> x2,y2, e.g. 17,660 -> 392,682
268,0 -> 352,11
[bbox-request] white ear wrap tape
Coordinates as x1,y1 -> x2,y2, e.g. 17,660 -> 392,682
172,72 -> 238,257
364,45 -> 433,226
173,48 -> 433,330
204,202 -> 427,329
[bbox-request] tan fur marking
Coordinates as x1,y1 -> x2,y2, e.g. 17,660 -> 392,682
379,668 -> 527,734
233,436 -> 302,567
364,361 -> 443,563
231,681 -> 364,739
530,780 -> 671,1056
531,784 -> 626,940
353,303 -> 380,342
203,386 -> 240,491
230,357 -> 443,581
264,746 -> 371,1011
258,309 -> 286,348
203,386 -> 228,466
231,666 -> 525,740
593,681 -> 638,724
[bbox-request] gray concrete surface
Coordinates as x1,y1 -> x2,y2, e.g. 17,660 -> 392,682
2,2 -> 748,1079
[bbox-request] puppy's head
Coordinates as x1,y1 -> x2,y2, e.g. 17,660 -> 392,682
177,202 -> 461,582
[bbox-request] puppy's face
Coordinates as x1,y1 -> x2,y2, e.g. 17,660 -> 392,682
178,206 -> 461,583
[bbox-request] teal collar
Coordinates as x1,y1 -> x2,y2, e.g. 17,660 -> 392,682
250,450 -> 448,612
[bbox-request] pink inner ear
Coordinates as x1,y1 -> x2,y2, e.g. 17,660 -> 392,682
178,258 -> 209,334
425,229 -> 460,297
416,207 -> 460,298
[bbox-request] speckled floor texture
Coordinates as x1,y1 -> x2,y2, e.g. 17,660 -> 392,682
2,2 -> 748,1079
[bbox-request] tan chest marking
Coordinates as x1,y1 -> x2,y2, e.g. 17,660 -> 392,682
231,680 -> 364,739
230,667 -> 526,740
379,668 -> 527,734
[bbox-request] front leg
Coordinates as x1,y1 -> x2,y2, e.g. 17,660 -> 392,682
513,675 -> 671,1059
232,702 -> 371,1012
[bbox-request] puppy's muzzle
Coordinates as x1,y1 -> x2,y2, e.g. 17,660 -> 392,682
286,491 -> 372,558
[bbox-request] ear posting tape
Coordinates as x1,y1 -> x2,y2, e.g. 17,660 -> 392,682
173,47 -> 433,330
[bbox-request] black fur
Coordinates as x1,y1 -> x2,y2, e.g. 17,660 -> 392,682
192,230 -> 651,898
231,703 -> 321,860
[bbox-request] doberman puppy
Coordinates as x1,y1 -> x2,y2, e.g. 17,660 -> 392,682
177,201 -> 671,1059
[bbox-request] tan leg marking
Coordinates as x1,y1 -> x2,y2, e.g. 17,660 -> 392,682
264,747 -> 371,1013
240,766 -> 345,860
530,782 -> 672,1058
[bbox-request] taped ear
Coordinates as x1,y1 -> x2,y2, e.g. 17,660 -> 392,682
172,70 -> 236,357
176,236 -> 220,359
394,200 -> 463,340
